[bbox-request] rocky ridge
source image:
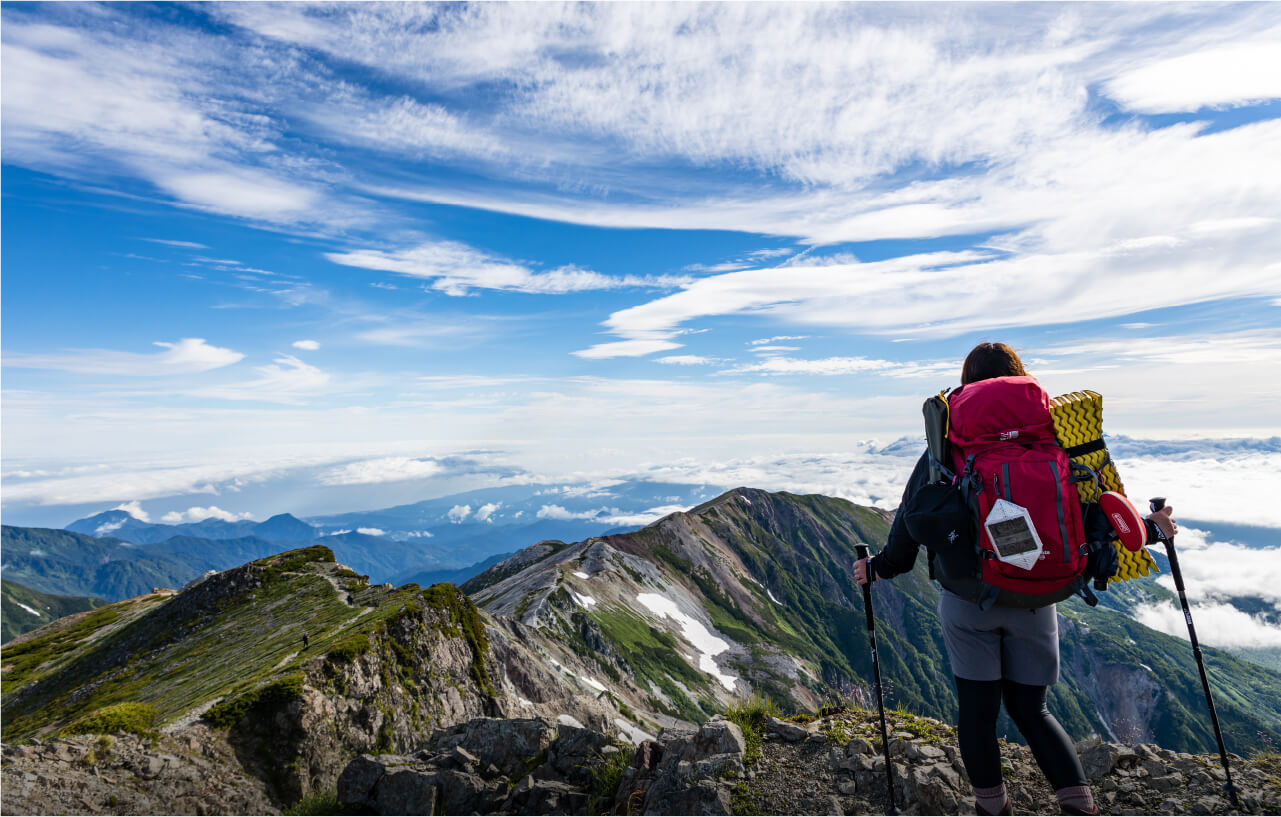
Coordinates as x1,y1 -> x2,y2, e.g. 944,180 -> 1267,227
329,708 -> 1281,816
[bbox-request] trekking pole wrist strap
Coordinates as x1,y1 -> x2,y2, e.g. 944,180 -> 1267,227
1144,517 -> 1167,544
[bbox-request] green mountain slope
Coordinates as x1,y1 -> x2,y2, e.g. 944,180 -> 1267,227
0,544 -> 633,804
467,487 -> 1281,755
1,580 -> 107,644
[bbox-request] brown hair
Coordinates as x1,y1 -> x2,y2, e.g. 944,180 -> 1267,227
961,342 -> 1027,385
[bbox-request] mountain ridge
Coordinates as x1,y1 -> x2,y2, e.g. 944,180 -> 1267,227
3,487 -> 1278,815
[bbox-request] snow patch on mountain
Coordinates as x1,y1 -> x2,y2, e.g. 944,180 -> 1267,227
635,592 -> 738,692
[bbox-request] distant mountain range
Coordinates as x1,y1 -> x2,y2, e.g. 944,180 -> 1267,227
31,482 -> 721,596
65,510 -> 317,545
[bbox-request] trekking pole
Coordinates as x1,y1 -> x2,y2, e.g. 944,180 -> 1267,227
1149,498 -> 1239,810
856,544 -> 898,815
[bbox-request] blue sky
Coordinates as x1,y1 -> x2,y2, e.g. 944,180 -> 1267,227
3,2 -> 1281,529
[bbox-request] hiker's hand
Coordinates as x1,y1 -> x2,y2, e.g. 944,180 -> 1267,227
1147,505 -> 1177,540
853,557 -> 874,586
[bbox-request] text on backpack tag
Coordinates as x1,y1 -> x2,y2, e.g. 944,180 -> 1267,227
984,498 -> 1045,570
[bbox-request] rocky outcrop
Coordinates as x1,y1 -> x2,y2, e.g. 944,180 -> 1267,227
0,726 -> 277,816
335,716 -> 625,815
332,710 -> 1281,816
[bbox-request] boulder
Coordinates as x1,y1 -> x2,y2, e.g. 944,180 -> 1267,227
374,768 -> 438,816
336,754 -> 387,807
1079,741 -> 1137,781
765,717 -> 810,742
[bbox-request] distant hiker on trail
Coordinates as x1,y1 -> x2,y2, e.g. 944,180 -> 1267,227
301,632 -> 310,650
854,342 -> 1177,817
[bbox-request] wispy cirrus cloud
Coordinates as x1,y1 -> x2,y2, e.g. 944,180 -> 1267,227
142,238 -> 209,249
188,354 -> 329,404
721,355 -> 960,379
326,240 -> 690,296
5,338 -> 243,376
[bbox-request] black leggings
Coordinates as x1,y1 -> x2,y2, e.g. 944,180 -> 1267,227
955,676 -> 1087,791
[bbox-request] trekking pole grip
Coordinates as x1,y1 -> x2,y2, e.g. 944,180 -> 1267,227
855,544 -> 875,630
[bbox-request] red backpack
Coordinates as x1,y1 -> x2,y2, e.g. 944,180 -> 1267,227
946,376 -> 1089,608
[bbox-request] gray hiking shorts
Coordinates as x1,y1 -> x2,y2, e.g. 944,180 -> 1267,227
938,589 -> 1060,686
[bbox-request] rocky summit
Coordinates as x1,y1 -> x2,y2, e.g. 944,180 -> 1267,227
2,488 -> 1280,815
7,708 -> 1278,815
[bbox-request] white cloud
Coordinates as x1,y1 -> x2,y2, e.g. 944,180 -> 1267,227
657,355 -> 716,366
535,504 -> 578,521
160,505 -> 253,524
292,340 -> 320,351
1141,527 -> 1281,610
750,336 -> 808,346
142,238 -> 209,249
327,240 -> 689,296
190,355 -> 329,404
6,338 -> 244,376
301,86 -> 507,160
573,339 -> 684,360
112,500 -> 151,522
157,168 -> 320,222
722,355 -> 960,380
356,527 -> 386,536
318,457 -> 445,486
475,502 -> 501,523
447,504 -> 472,523
1105,37 -> 1281,114
1134,600 -> 1281,649
534,503 -> 686,528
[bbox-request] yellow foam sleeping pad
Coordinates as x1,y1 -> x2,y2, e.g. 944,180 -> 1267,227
1049,390 -> 1159,581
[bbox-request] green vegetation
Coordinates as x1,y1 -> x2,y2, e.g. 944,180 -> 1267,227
589,743 -> 635,813
592,606 -> 710,722
0,544 -> 494,742
1,603 -> 126,694
724,693 -> 782,766
256,546 -> 336,582
730,781 -> 757,816
63,702 -> 157,738
2,579 -> 108,644
325,633 -> 371,666
284,791 -> 346,816
205,675 -> 304,729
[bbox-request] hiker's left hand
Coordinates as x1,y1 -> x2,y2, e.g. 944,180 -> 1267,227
853,557 -> 874,586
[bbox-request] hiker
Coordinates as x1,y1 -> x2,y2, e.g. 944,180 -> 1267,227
853,342 -> 1177,816
302,632 -> 310,650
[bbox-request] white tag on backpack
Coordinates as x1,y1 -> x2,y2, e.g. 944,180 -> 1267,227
984,499 -> 1044,571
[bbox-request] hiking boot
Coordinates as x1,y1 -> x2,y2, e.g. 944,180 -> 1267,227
976,798 -> 1012,816
1060,805 -> 1097,816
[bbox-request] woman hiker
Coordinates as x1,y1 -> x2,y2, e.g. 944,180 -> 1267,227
853,342 -> 1177,816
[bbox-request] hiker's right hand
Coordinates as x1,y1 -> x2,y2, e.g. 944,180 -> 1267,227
1147,505 -> 1177,540
853,557 -> 874,586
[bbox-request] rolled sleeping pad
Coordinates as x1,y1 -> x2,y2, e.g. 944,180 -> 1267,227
1049,390 -> 1159,579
